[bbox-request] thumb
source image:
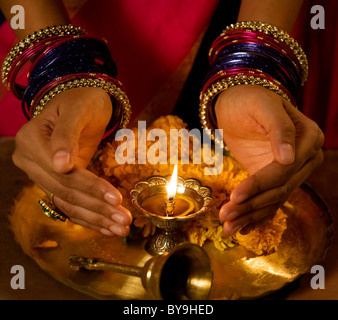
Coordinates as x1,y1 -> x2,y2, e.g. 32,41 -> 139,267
262,100 -> 296,165
51,112 -> 83,173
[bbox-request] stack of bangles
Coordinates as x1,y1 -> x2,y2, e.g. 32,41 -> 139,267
199,21 -> 309,148
1,24 -> 132,222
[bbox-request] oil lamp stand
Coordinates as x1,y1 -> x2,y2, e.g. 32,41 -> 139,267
145,229 -> 184,256
129,175 -> 214,256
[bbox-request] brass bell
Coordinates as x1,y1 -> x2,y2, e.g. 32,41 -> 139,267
69,243 -> 213,300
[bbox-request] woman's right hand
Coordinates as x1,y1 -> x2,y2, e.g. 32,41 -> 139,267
12,87 -> 132,237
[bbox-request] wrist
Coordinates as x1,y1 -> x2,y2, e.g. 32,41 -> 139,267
199,21 -> 307,149
56,87 -> 113,121
2,24 -> 132,141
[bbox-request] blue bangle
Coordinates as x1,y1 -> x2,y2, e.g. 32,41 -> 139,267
206,51 -> 300,96
30,37 -> 116,81
216,42 -> 301,88
22,37 -> 118,118
22,64 -> 110,118
206,40 -> 302,98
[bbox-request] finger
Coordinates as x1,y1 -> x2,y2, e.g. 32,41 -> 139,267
13,116 -> 77,176
239,214 -> 273,235
47,106 -> 84,173
68,217 -> 115,237
53,193 -> 132,225
15,149 -> 132,236
30,155 -> 123,206
71,217 -> 130,237
220,181 -> 288,222
221,150 -> 323,228
283,102 -> 325,151
19,156 -> 126,218
252,93 -> 296,165
48,88 -> 112,173
231,123 -> 323,205
50,166 -> 123,206
14,129 -> 129,225
269,101 -> 296,165
69,215 -> 130,237
55,197 -> 130,237
223,203 -> 280,236
230,160 -> 294,204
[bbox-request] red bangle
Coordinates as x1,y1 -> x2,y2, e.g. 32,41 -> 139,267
2,24 -> 85,88
7,35 -> 75,98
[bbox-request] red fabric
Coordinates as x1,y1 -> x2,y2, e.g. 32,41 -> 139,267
293,0 -> 338,149
72,0 -> 218,121
0,22 -> 27,136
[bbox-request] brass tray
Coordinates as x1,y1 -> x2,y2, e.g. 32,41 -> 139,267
9,183 -> 333,300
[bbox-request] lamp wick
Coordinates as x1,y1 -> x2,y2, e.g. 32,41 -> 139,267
165,198 -> 175,216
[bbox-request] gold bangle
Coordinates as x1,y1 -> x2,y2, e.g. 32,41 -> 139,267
222,21 -> 308,85
31,76 -> 132,130
1,24 -> 85,87
199,73 -> 293,149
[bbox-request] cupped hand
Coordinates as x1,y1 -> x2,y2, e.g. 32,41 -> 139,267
215,85 -> 324,236
12,87 -> 132,237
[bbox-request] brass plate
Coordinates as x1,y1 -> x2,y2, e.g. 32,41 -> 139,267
9,183 -> 333,300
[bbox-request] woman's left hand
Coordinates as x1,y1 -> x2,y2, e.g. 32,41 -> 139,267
215,85 -> 324,236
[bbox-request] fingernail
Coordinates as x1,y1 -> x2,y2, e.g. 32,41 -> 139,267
231,224 -> 243,236
100,228 -> 114,237
111,213 -> 129,225
220,209 -> 238,222
53,150 -> 71,171
223,222 -> 242,236
109,224 -> 129,237
109,224 -> 121,235
279,143 -> 294,164
231,193 -> 249,204
104,192 -> 118,205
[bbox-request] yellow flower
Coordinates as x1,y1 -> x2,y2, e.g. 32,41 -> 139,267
235,208 -> 287,255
